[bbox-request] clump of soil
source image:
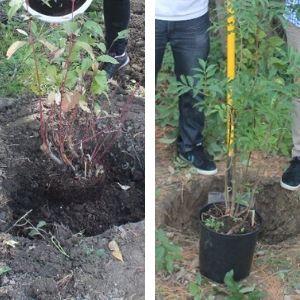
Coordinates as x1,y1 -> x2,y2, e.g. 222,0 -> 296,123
201,203 -> 260,235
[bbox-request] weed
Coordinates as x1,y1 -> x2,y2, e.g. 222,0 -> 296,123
204,216 -> 224,232
0,265 -> 11,276
155,229 -> 182,274
188,274 -> 205,300
215,270 -> 264,300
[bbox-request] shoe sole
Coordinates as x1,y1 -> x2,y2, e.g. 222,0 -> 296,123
280,179 -> 300,191
179,155 -> 218,176
118,56 -> 130,71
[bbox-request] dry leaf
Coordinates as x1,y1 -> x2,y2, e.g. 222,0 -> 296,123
6,41 -> 27,59
117,183 -> 131,191
61,91 -> 80,112
16,29 -> 28,36
4,240 -> 19,248
108,240 -> 124,262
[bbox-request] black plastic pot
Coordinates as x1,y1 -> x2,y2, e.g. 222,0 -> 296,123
199,202 -> 262,284
27,0 -> 86,16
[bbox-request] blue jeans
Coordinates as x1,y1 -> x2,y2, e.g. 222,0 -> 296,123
155,13 -> 210,152
104,0 -> 130,54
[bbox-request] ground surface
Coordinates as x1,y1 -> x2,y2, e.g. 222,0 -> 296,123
155,127 -> 300,299
0,1 -> 145,299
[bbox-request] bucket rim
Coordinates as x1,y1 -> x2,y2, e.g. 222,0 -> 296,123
199,201 -> 263,238
23,0 -> 93,23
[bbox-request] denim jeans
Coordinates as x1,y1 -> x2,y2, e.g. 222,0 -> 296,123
104,0 -> 130,54
156,13 -> 210,152
286,21 -> 300,158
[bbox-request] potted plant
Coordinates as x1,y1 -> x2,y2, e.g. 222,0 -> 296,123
177,0 -> 300,283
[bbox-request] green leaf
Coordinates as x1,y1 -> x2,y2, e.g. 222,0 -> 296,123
165,254 -> 174,274
115,29 -> 129,41
31,21 -> 38,36
96,43 -> 106,53
94,102 -> 101,116
46,65 -> 58,83
8,0 -> 23,19
91,70 -> 108,95
36,220 -> 46,229
0,265 -> 11,276
75,41 -> 95,61
95,248 -> 106,257
224,270 -> 240,292
66,70 -> 78,90
84,20 -> 103,37
28,229 -> 40,237
81,57 -> 93,73
97,55 -> 118,64
63,21 -> 79,35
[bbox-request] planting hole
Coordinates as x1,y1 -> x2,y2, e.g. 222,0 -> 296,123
0,96 -> 145,237
157,176 -> 300,243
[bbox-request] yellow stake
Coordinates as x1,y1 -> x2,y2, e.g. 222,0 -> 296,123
227,0 -> 235,157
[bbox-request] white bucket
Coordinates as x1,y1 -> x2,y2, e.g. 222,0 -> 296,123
23,0 -> 93,23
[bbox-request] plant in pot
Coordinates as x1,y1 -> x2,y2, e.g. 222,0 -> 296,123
177,0 -> 300,283
6,1 -> 128,179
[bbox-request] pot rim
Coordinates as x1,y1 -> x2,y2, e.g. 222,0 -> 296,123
23,0 -> 93,23
199,201 -> 262,238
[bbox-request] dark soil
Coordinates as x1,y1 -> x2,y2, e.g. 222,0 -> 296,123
0,89 -> 145,234
0,1 -> 145,297
201,203 -> 260,235
0,91 -> 145,299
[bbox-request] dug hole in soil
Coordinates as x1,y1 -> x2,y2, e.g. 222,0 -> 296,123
156,175 -> 300,244
0,91 -> 145,299
0,1 -> 145,299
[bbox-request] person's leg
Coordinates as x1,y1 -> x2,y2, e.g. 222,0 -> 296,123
281,21 -> 300,190
170,13 -> 210,152
103,0 -> 130,54
155,19 -> 168,83
169,13 -> 217,174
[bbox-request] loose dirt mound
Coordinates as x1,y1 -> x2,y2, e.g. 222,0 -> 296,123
0,82 -> 145,298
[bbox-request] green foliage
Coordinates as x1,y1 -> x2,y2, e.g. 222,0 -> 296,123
28,220 -> 47,237
0,265 -> 11,276
0,20 -> 28,96
156,0 -> 300,158
222,270 -> 264,300
204,216 -> 224,232
155,229 -> 182,274
188,274 -> 205,300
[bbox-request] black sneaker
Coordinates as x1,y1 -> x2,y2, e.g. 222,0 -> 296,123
178,145 -> 218,175
103,52 -> 130,79
280,157 -> 300,191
